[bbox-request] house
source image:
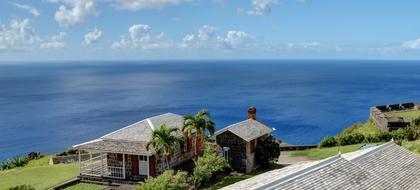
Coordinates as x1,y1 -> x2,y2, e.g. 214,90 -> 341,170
73,113 -> 200,181
215,107 -> 273,173
221,141 -> 420,190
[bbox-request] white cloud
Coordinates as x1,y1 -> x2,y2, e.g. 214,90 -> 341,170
40,32 -> 66,49
0,19 -> 41,51
12,3 -> 41,17
217,30 -> 254,49
402,38 -> 420,50
111,0 -> 193,10
180,25 -> 255,50
54,0 -> 96,28
83,28 -> 103,45
112,24 -> 172,49
238,0 -> 278,16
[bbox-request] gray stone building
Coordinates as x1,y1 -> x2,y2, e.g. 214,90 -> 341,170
215,107 -> 273,173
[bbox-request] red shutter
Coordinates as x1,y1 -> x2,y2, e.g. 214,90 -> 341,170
149,155 -> 155,177
188,138 -> 192,151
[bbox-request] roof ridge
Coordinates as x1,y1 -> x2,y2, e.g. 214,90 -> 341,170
254,155 -> 343,190
349,141 -> 395,163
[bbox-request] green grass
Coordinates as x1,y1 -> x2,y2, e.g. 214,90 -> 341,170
402,140 -> 420,155
199,164 -> 282,190
0,156 -> 79,190
341,119 -> 381,136
395,110 -> 420,121
291,143 -> 367,160
63,183 -> 106,190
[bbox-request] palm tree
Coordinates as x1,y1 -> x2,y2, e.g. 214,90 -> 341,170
146,125 -> 185,169
182,109 -> 216,139
182,109 -> 216,155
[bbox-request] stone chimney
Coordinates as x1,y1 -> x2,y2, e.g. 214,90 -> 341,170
248,107 -> 256,120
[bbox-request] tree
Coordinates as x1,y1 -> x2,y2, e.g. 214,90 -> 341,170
255,135 -> 281,168
193,143 -> 230,187
146,125 -> 185,169
183,109 -> 216,138
136,170 -> 189,190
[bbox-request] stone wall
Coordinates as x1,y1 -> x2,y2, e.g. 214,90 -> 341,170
216,131 -> 247,173
370,102 -> 419,131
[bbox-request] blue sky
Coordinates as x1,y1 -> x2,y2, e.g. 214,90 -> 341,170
2,0 -> 420,61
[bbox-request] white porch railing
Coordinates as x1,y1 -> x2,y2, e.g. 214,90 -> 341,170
107,166 -> 124,179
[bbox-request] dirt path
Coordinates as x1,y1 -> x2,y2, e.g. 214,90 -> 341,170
277,151 -> 314,166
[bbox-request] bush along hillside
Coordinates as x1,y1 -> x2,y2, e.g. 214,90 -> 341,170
319,118 -> 420,148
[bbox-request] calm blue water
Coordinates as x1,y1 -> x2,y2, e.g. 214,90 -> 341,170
1,60 -> 420,161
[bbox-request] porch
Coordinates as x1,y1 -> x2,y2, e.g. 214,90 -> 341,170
79,151 -> 153,181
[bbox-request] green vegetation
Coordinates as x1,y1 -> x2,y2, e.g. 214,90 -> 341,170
136,170 -> 189,190
199,163 -> 282,190
291,143 -> 368,160
319,118 -> 420,148
395,110 -> 420,120
0,155 -> 79,190
146,124 -> 185,169
7,185 -> 35,190
63,183 -> 106,190
402,140 -> 420,155
255,135 -> 281,168
183,109 -> 216,140
193,144 -> 231,187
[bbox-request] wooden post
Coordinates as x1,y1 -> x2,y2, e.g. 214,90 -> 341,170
100,153 -> 104,176
78,149 -> 81,175
122,154 -> 126,179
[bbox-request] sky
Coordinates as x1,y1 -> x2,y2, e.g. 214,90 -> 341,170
2,0 -> 420,61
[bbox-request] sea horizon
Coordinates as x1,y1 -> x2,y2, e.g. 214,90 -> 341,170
1,59 -> 420,161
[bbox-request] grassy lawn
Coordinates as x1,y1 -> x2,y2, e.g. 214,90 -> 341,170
199,164 -> 282,190
0,156 -> 79,190
395,110 -> 420,121
290,143 -> 366,160
402,140 -> 420,155
63,183 -> 106,190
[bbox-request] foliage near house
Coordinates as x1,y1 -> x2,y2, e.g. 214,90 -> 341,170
183,109 -> 216,138
146,124 -> 185,168
193,144 -> 231,188
136,170 -> 189,190
255,135 -> 281,168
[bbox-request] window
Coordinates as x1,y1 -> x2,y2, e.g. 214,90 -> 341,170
222,147 -> 230,160
139,155 -> 148,161
183,139 -> 188,152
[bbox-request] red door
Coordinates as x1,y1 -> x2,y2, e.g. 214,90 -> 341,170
131,155 -> 139,176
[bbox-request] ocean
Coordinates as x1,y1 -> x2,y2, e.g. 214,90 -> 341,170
1,60 -> 420,161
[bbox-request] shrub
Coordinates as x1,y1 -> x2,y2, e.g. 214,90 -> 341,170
255,135 -> 281,168
364,134 -> 381,143
319,137 -> 338,148
8,185 -> 35,190
1,159 -> 15,171
341,124 -> 363,135
136,170 -> 189,190
13,156 -> 29,167
337,133 -> 365,146
193,143 -> 230,187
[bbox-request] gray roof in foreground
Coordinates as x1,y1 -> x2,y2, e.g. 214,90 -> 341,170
73,113 -> 184,154
215,119 -> 273,142
222,141 -> 420,190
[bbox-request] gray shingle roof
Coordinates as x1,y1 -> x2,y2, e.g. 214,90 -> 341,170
74,139 -> 153,155
348,142 -> 420,190
215,119 -> 273,142
74,113 -> 184,154
222,141 -> 420,190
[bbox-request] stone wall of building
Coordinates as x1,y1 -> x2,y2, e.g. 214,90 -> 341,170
216,131 -> 247,173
